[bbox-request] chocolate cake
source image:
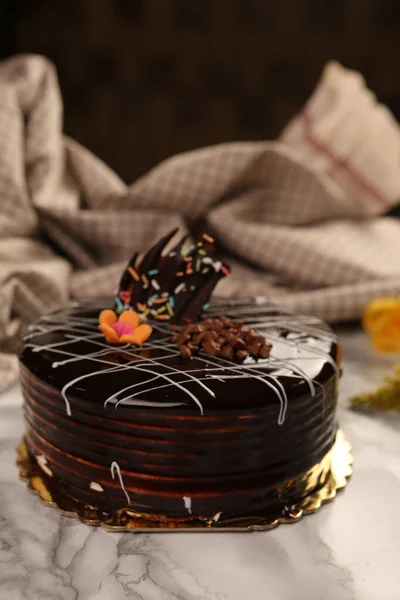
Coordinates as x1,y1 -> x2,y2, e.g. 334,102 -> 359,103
18,231 -> 340,528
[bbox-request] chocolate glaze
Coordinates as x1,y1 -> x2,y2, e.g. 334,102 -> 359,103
19,298 -> 339,521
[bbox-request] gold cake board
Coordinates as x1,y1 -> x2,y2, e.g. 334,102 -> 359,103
16,430 -> 353,533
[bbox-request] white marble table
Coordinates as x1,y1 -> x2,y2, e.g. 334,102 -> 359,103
1,328 -> 400,600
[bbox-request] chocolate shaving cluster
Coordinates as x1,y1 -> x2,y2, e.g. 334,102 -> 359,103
171,316 -> 272,362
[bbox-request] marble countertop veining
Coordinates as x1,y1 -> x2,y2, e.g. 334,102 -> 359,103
1,329 -> 400,600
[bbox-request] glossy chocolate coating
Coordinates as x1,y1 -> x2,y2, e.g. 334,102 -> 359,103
19,298 -> 339,521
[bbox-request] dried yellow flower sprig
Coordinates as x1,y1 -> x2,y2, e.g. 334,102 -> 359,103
349,296 -> 400,412
350,365 -> 400,413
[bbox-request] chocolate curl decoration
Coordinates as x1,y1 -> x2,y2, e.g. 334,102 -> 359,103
115,229 -> 230,323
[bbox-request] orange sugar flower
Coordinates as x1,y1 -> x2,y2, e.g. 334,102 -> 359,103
98,309 -> 152,346
363,297 -> 400,353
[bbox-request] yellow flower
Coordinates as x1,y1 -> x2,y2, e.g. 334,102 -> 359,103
363,297 -> 400,352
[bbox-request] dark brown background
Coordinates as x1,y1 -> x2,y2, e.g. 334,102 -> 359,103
1,0 -> 400,182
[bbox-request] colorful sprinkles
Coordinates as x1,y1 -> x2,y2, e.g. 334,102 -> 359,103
115,297 -> 125,314
115,230 -> 231,324
128,267 -> 140,281
202,234 -> 214,243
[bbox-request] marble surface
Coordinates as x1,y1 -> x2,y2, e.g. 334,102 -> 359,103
1,328 -> 400,600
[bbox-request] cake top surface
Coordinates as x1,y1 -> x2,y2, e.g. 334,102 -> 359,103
19,297 -> 338,422
19,230 -> 338,423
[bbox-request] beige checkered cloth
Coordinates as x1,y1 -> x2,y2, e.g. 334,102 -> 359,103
1,54 -> 400,389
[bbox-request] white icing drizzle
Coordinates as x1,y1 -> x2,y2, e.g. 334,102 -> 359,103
260,359 -> 316,396
23,304 -> 337,425
103,374 -> 160,407
183,495 -> 192,514
114,399 -> 186,408
266,375 -> 289,425
113,382 -> 211,409
211,511 -> 222,523
189,350 -> 289,425
111,461 -> 131,504
103,342 -> 221,414
114,364 -> 206,415
61,365 -> 130,417
89,481 -> 104,492
36,454 -> 52,477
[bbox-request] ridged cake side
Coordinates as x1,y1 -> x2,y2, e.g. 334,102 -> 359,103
20,364 -> 337,520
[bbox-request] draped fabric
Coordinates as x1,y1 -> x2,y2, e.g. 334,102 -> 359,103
1,54 -> 400,388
